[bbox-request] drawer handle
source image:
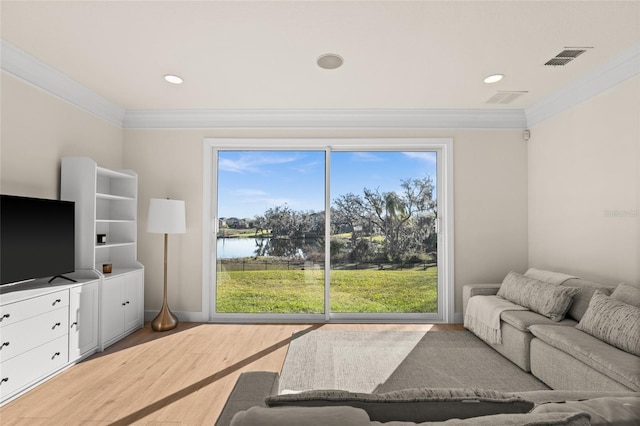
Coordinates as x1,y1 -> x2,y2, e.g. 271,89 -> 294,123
1,342 -> 9,348
0,314 -> 10,321
71,322 -> 78,328
52,299 -> 62,306
0,378 -> 8,385
52,352 -> 61,359
125,301 -> 130,305
52,322 -> 62,329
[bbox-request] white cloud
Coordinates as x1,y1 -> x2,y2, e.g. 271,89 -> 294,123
234,189 -> 268,196
403,152 -> 437,163
351,152 -> 385,162
219,153 -> 301,174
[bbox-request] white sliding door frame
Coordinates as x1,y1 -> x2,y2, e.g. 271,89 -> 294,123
202,138 -> 455,323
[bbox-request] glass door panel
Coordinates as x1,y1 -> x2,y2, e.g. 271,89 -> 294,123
329,151 -> 438,314
215,150 -> 326,314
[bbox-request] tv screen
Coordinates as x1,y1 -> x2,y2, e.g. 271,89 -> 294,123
1,195 -> 75,285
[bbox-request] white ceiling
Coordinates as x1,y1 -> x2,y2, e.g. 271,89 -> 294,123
1,1 -> 639,111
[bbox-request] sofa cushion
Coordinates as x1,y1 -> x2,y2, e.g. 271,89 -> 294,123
231,406 -> 592,426
512,390 -> 640,404
265,388 -> 535,423
412,412 -> 591,425
560,278 -> 615,321
611,282 -> 640,308
576,291 -> 640,356
230,405 -> 371,426
500,310 -> 577,332
528,325 -> 640,391
524,268 -> 577,285
497,272 -> 579,321
531,396 -> 640,426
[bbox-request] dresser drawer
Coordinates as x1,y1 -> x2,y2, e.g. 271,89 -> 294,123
0,335 -> 68,400
0,290 -> 69,328
0,307 -> 69,363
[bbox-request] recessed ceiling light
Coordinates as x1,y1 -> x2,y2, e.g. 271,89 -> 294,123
164,74 -> 183,84
483,74 -> 504,84
317,53 -> 344,70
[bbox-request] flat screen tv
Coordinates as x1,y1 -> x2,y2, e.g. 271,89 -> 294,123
0,194 -> 75,285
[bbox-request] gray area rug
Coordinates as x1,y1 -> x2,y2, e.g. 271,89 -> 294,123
279,330 -> 549,393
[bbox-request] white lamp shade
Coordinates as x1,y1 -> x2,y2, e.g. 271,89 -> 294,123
147,198 -> 186,234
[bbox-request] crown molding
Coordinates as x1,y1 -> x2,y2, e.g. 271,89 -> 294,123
2,38 -> 636,131
525,43 -> 640,127
0,39 -> 126,127
123,108 -> 527,130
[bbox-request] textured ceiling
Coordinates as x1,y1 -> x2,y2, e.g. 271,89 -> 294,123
1,1 -> 639,110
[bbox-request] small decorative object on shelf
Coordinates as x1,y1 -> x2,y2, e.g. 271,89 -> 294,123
97,234 -> 107,244
102,263 -> 112,274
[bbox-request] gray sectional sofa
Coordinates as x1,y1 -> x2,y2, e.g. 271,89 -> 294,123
216,372 -> 639,425
463,269 -> 640,392
215,269 -> 639,425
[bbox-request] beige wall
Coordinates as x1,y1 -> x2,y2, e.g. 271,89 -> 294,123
1,73 -> 123,198
124,129 -> 529,318
528,75 -> 640,285
1,71 -> 531,320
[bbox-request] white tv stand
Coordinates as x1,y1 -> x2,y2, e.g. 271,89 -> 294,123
0,270 -> 143,405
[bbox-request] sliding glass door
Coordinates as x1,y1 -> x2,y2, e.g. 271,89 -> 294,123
329,151 -> 438,315
205,139 -> 452,322
215,150 -> 326,314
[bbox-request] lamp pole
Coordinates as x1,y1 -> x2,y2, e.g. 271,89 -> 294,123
151,232 -> 178,331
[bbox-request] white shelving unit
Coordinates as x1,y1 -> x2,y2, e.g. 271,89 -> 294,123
61,157 -> 144,349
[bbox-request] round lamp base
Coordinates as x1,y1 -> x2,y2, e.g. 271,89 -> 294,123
151,304 -> 178,332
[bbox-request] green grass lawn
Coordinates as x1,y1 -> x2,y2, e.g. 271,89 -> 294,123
216,267 -> 438,313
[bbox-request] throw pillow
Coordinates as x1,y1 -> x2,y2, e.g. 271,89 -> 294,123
532,396 -> 640,426
265,388 -> 535,423
576,290 -> 640,356
611,282 -> 640,308
497,272 -> 579,321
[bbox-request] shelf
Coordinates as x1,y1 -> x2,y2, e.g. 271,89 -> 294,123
96,193 -> 135,201
95,242 -> 135,249
62,157 -> 140,275
96,167 -> 135,180
99,266 -> 143,278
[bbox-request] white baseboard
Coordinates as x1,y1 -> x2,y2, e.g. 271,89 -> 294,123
145,310 -> 465,324
144,310 -> 207,323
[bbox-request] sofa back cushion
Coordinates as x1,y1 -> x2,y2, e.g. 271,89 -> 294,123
497,272 -> 579,321
265,388 -> 534,423
576,290 -> 640,356
531,396 -> 640,426
611,282 -> 640,308
232,406 -> 591,426
560,278 -> 615,321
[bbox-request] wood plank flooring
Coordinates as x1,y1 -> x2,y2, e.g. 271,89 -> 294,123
0,323 -> 463,425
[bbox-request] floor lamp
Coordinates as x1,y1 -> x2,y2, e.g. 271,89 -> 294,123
147,198 -> 186,332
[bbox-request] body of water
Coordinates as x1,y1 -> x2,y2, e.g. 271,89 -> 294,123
217,238 -> 261,258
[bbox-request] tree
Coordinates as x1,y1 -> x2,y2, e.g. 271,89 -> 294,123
335,176 -> 436,263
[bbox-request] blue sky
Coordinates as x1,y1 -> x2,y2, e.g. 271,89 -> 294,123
217,150 -> 437,218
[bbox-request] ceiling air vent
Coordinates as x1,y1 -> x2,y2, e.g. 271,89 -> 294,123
545,48 -> 590,66
486,91 -> 528,104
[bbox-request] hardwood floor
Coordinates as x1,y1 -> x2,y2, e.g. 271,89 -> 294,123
0,322 -> 463,425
